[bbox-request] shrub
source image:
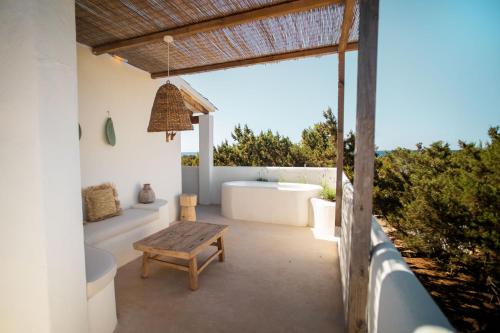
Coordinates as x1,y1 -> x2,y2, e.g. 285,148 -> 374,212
373,127 -> 500,289
320,184 -> 336,202
182,154 -> 199,166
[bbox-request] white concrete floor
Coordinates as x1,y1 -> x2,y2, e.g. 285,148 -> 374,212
114,205 -> 345,333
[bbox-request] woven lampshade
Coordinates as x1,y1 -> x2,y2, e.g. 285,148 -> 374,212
148,82 -> 193,141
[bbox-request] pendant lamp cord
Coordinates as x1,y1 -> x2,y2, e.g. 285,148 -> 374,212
167,40 -> 170,80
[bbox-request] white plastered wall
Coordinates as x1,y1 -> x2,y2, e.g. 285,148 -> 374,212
182,166 -> 337,204
0,1 -> 88,332
77,45 -> 182,222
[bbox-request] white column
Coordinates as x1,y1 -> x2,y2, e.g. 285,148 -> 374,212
198,114 -> 214,205
0,1 -> 88,332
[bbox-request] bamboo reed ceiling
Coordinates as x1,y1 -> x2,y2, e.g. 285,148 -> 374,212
76,0 -> 359,77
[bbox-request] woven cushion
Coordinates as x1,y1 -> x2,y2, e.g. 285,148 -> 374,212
83,183 -> 121,222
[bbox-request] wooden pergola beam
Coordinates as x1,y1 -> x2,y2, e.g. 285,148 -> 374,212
347,0 -> 379,332
339,0 -> 356,52
190,115 -> 199,125
92,0 -> 343,55
181,89 -> 210,114
335,0 -> 355,227
151,42 -> 358,78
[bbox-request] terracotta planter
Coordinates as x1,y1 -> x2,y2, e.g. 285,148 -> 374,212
138,184 -> 156,204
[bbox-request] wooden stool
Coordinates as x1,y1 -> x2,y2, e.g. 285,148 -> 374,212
180,194 -> 197,222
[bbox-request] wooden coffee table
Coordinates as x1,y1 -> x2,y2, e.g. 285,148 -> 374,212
133,221 -> 228,290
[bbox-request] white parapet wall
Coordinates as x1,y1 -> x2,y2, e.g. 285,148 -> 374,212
368,221 -> 454,333
339,182 -> 454,333
182,166 -> 336,204
182,166 -> 199,196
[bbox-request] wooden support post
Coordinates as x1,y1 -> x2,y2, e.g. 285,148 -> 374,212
335,52 -> 345,228
190,115 -> 200,125
347,0 -> 379,332
335,0 -> 354,228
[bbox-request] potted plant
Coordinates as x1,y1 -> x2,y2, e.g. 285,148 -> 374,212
310,183 -> 336,236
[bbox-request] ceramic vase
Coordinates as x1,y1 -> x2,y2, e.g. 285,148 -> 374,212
139,184 -> 156,204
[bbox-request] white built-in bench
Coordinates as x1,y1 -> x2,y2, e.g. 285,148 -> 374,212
84,199 -> 169,267
83,199 -> 169,333
85,245 -> 117,333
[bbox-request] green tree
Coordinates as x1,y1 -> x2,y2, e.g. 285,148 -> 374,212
343,130 -> 356,181
213,107 -> 355,169
374,127 -> 500,287
214,125 -> 302,166
181,154 -> 199,166
299,107 -> 337,167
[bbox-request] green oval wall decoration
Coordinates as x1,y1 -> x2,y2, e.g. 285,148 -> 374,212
105,115 -> 116,146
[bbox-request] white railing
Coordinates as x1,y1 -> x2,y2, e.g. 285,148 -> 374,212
339,180 -> 454,333
339,179 -> 354,320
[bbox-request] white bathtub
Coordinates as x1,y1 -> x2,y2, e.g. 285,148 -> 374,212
221,181 -> 322,226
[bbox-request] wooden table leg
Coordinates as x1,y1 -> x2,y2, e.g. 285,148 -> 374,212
188,257 -> 199,290
141,252 -> 150,279
217,236 -> 225,262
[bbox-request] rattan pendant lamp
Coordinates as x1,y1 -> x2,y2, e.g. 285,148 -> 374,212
148,35 -> 193,142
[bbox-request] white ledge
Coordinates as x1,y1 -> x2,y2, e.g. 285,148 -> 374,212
132,199 -> 168,211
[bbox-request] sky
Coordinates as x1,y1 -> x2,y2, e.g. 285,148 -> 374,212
180,0 -> 500,153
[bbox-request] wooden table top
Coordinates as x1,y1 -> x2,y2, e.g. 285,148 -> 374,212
133,221 -> 228,259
